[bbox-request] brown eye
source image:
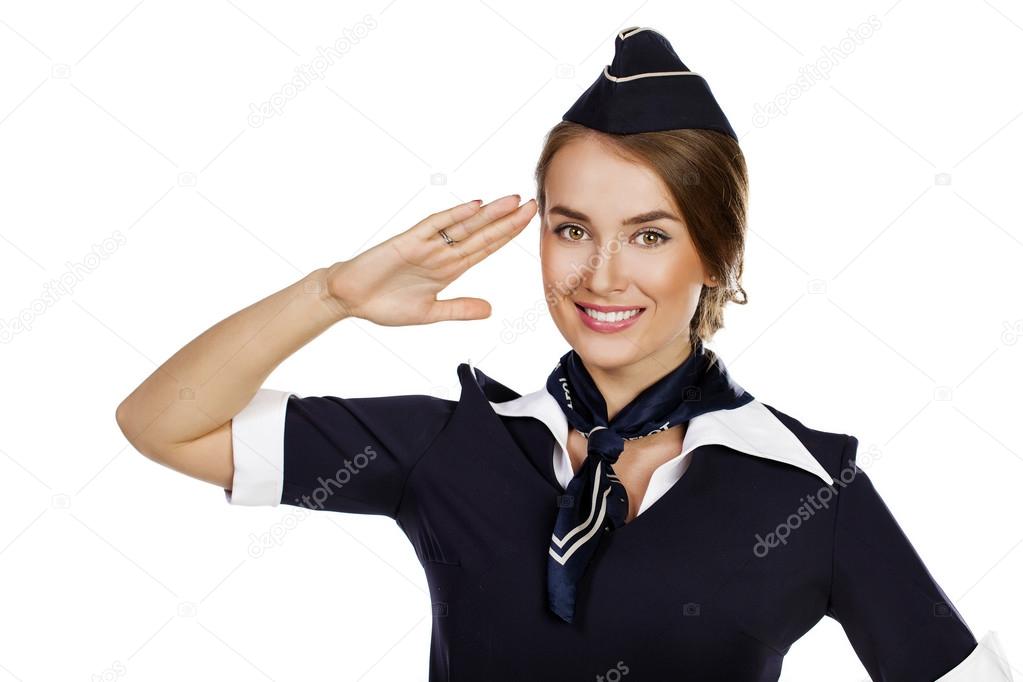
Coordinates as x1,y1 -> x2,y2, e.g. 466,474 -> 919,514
635,228 -> 671,248
554,224 -> 589,241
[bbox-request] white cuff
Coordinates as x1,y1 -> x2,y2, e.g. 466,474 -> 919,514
223,389 -> 291,506
936,631 -> 1015,681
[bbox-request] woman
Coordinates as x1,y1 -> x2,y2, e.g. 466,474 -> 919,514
116,26 -> 1013,681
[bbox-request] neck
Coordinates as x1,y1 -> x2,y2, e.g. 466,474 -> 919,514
582,337 -> 695,421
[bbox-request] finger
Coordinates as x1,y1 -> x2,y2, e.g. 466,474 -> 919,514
434,194 -> 522,243
424,297 -> 492,323
455,199 -> 537,268
410,199 -> 483,240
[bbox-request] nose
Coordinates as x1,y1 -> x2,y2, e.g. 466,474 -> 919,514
582,233 -> 628,297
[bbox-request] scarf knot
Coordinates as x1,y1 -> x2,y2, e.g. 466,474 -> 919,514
586,426 -> 624,465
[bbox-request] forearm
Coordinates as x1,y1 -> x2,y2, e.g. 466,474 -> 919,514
116,265 -> 348,451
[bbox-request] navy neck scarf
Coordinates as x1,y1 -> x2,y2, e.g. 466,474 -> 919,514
544,338 -> 753,623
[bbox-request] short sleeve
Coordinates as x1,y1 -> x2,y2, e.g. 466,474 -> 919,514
826,435 -> 1014,681
224,388 -> 456,519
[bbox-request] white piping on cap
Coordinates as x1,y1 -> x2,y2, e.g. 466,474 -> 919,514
607,26 -> 703,83
618,26 -> 663,41
602,64 -> 702,83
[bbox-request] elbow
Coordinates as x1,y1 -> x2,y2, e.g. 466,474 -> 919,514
115,398 -> 139,443
114,398 -> 129,428
114,399 -> 133,442
115,399 -> 161,462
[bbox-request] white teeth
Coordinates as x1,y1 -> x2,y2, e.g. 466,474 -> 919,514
583,307 -> 642,322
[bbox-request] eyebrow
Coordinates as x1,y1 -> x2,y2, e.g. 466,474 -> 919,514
548,204 -> 683,226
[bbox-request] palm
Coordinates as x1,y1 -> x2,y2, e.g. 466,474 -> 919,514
327,196 -> 537,326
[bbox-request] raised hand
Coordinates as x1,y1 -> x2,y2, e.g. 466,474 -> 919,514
325,194 -> 537,326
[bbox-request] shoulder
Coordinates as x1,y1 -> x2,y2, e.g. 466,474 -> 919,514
759,401 -> 857,483
455,361 -> 521,401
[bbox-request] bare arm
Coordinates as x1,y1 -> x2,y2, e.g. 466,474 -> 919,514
114,195 -> 537,492
114,266 -> 347,489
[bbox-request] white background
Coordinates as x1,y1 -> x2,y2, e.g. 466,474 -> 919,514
1,0 -> 1021,680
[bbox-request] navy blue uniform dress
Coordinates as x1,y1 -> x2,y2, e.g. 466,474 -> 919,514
225,362 -> 1011,681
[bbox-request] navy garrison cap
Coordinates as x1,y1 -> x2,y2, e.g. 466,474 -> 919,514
562,26 -> 737,141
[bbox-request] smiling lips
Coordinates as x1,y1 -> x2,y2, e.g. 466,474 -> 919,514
575,302 -> 646,333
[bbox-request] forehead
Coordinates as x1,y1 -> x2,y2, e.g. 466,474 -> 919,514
544,136 -> 675,218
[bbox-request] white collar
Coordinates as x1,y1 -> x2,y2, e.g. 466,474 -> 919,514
476,364 -> 834,514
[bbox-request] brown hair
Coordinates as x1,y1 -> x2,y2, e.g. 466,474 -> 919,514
533,121 -> 749,346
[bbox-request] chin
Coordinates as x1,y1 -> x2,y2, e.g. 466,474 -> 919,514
565,329 -> 652,370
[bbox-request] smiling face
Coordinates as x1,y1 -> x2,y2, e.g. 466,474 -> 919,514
540,134 -> 717,377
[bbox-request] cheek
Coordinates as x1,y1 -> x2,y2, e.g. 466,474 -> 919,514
634,254 -> 704,307
540,237 -> 580,293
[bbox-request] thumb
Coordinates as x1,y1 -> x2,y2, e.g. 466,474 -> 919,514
427,297 -> 492,323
